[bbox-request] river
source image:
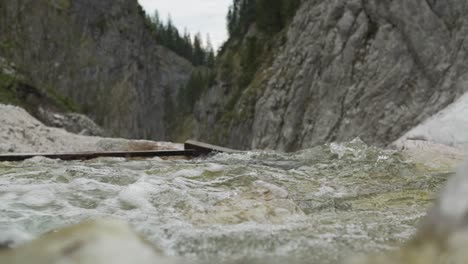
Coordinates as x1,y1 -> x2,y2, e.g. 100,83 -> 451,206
0,139 -> 453,263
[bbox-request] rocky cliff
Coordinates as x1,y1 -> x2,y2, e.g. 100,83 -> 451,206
0,0 -> 193,140
3,0 -> 467,150
193,0 -> 468,151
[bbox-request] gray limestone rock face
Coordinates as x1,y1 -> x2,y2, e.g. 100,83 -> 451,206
38,108 -> 105,136
0,0 -> 193,141
254,0 -> 468,151
195,0 -> 468,151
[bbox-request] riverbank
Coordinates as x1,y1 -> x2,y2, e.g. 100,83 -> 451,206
0,104 -> 182,154
394,92 -> 468,149
392,92 -> 468,170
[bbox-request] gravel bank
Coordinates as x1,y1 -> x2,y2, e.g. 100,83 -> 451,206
0,104 -> 182,153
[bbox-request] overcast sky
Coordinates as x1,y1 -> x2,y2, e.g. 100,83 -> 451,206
138,0 -> 231,49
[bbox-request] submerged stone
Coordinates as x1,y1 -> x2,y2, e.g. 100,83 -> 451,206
0,219 -> 178,264
350,161 -> 468,263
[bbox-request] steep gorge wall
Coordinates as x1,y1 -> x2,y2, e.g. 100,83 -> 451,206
194,0 -> 468,151
0,0 -> 193,140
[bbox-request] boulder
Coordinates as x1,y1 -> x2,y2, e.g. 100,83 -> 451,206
0,219 -> 179,264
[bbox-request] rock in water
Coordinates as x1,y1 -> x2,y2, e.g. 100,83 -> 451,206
0,219 -> 178,264
350,160 -> 468,264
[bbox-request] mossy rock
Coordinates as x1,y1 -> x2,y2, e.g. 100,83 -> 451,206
47,0 -> 71,10
0,72 -> 22,106
0,70 -> 79,115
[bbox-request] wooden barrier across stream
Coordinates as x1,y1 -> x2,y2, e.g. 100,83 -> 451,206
0,140 -> 240,162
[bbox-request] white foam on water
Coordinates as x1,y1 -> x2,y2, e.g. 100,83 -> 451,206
0,183 -> 57,193
0,192 -> 18,201
22,156 -> 60,165
171,168 -> 204,178
0,226 -> 33,247
315,185 -> 336,196
0,141 -> 448,264
69,177 -> 118,192
118,180 -> 154,209
205,163 -> 225,172
92,157 -> 127,163
20,188 -> 56,208
252,180 -> 289,199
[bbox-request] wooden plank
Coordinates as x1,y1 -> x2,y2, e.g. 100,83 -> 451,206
0,149 -> 197,162
184,140 -> 240,155
0,140 -> 239,162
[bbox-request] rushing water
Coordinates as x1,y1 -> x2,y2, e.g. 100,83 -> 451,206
0,139 -> 453,263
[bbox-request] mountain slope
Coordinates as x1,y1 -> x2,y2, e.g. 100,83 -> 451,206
192,0 -> 468,151
0,0 -> 193,140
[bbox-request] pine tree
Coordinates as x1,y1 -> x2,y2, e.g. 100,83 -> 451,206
239,0 -> 255,33
240,36 -> 261,86
256,0 -> 283,33
227,7 -> 236,36
205,34 -> 216,67
282,0 -> 301,21
150,10 -> 161,30
192,33 -> 205,66
182,30 -> 193,60
226,0 -> 301,36
143,8 -> 217,67
226,0 -> 256,37
165,15 -> 175,50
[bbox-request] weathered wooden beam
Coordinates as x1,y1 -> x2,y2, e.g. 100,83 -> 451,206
0,140 -> 239,162
184,140 -> 240,155
0,150 -> 197,162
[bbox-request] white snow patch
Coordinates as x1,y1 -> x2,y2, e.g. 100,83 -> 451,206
395,92 -> 468,148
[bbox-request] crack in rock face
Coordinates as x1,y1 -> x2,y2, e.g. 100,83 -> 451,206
195,0 -> 468,152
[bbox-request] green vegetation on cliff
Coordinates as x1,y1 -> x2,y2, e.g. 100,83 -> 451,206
0,57 -> 78,115
220,0 -> 302,92
0,70 -> 78,115
139,6 -> 215,67
169,0 -> 302,144
165,69 -> 215,141
1,0 -> 194,140
210,0 -> 302,143
0,72 -> 21,106
226,0 -> 301,37
178,70 -> 216,112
